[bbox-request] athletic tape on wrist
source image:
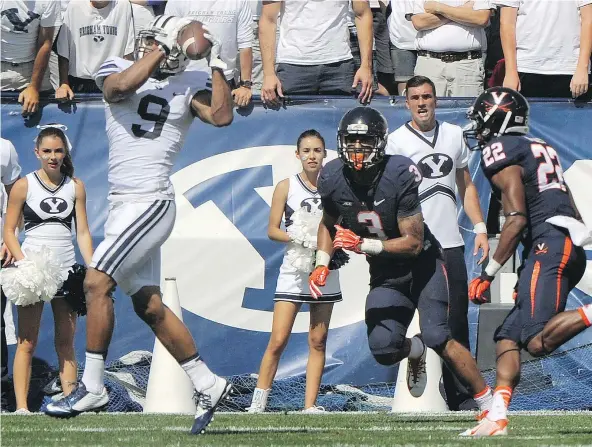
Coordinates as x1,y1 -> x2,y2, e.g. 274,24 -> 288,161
315,250 -> 331,267
473,222 -> 488,234
485,259 -> 502,277
360,239 -> 383,256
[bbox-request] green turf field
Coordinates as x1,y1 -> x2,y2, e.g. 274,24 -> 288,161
2,412 -> 591,446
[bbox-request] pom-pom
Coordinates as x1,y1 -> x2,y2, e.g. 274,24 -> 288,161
0,246 -> 65,306
62,264 -> 87,316
285,243 -> 315,273
285,207 -> 323,272
329,249 -> 350,270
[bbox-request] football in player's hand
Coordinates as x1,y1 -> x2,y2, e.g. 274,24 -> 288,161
177,21 -> 211,60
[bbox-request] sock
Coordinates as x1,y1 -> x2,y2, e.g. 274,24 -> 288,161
473,385 -> 493,412
408,336 -> 425,360
81,352 -> 105,394
488,386 -> 512,422
180,354 -> 216,393
578,304 -> 592,327
250,388 -> 270,410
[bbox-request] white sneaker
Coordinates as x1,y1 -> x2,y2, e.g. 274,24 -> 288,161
407,334 -> 427,398
190,376 -> 232,435
302,405 -> 325,414
246,388 -> 269,413
45,382 -> 108,417
14,408 -> 31,415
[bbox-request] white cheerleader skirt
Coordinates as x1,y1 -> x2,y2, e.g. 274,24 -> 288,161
274,261 -> 342,304
22,237 -> 76,281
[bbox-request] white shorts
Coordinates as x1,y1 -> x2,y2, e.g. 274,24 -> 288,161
274,262 -> 342,304
90,200 -> 175,296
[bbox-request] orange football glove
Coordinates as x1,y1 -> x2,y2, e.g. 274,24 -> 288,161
333,225 -> 362,253
309,266 -> 330,299
468,274 -> 494,304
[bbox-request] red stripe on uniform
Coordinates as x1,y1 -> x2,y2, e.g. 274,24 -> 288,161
530,261 -> 541,318
556,237 -> 572,312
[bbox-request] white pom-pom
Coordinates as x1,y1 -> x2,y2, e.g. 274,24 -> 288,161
285,243 -> 316,273
0,246 -> 65,306
287,207 -> 323,250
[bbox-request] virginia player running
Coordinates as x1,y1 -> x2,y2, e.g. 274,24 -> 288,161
45,15 -> 233,435
461,87 -> 591,437
310,106 -> 493,414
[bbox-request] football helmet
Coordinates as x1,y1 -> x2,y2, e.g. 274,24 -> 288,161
463,87 -> 529,150
337,106 -> 388,172
136,15 -> 192,78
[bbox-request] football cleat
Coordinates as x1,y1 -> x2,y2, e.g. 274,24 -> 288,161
407,335 -> 427,398
459,417 -> 508,437
45,382 -> 108,417
190,376 -> 232,435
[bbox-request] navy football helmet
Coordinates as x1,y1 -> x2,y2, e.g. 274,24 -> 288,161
463,87 -> 529,150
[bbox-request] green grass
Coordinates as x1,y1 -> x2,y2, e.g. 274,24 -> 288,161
2,412 -> 592,446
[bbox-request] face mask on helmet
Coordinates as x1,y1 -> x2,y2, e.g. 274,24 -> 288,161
338,126 -> 386,171
135,26 -> 190,78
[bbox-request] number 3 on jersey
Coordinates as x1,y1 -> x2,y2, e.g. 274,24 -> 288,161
358,211 -> 387,240
132,94 -> 170,140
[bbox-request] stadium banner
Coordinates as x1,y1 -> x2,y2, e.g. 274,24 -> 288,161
1,97 -> 591,390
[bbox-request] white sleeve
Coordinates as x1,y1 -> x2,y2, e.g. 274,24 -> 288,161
409,0 -> 425,15
578,0 -> 592,7
237,0 -> 253,50
56,15 -> 70,59
94,57 -> 131,91
473,0 -> 494,10
40,0 -> 61,28
124,12 -> 136,56
385,134 -> 400,156
494,0 -> 520,7
1,141 -> 22,186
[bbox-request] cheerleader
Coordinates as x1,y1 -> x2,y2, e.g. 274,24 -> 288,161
2,125 -> 93,413
248,130 -> 342,413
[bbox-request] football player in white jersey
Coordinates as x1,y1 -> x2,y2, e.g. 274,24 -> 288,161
386,76 -> 491,411
45,15 -> 234,435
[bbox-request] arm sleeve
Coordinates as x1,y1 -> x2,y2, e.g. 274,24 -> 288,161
397,162 -> 423,218
56,14 -> 70,59
237,0 -> 253,50
1,141 -> 22,186
40,0 -> 61,28
93,57 -> 131,91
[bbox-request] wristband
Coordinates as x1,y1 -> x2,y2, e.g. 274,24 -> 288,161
360,238 -> 384,256
315,250 -> 331,267
473,222 -> 487,234
484,259 -> 502,277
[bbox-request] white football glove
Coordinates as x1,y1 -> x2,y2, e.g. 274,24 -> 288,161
154,17 -> 192,56
202,25 -> 227,72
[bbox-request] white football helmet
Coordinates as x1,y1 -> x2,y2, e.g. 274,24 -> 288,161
136,15 -> 193,77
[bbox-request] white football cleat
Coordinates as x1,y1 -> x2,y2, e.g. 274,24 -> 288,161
459,417 -> 508,437
190,376 -> 232,435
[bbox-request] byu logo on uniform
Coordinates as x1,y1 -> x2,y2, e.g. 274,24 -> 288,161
40,197 -> 67,214
300,197 -> 322,212
418,153 -> 453,179
1,8 -> 39,32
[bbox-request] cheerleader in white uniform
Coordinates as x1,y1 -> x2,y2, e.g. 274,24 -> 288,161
249,130 -> 342,413
2,125 -> 93,412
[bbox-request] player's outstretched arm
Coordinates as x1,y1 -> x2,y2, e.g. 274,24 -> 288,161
488,165 -> 528,271
102,49 -> 167,103
191,68 -> 233,127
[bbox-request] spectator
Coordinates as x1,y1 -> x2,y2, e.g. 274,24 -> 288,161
55,0 -> 135,99
259,0 -> 374,105
497,0 -> 592,99
0,138 -> 21,413
408,0 -> 493,97
130,2 -> 156,35
48,1 -> 71,91
0,0 -> 61,115
388,0 -> 418,95
250,1 -> 264,95
165,0 -> 254,108
372,1 -> 396,94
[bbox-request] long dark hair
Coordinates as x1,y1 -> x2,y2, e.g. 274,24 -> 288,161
36,125 -> 74,178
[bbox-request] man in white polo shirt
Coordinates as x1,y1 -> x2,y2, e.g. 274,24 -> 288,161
1,0 -> 61,114
386,75 -> 490,410
407,0 -> 493,97
498,0 -> 592,99
259,0 -> 374,105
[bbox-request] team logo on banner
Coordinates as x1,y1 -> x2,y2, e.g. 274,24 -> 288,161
162,146 -> 369,333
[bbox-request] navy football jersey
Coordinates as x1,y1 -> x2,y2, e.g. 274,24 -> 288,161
480,135 -> 576,243
318,155 -> 435,284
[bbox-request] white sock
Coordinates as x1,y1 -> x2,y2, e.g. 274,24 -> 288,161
181,355 -> 216,393
250,388 -> 270,410
578,304 -> 592,327
473,386 -> 493,412
81,352 -> 105,394
488,387 -> 512,422
408,336 -> 425,360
